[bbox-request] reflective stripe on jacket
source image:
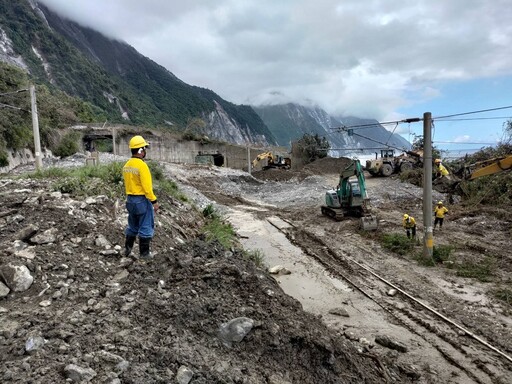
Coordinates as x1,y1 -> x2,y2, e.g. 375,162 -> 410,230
123,157 -> 157,202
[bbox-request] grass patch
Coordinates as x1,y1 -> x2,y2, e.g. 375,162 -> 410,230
242,249 -> 265,268
380,233 -> 415,255
202,204 -> 219,219
202,217 -> 236,249
433,244 -> 455,263
26,162 -> 125,198
491,286 -> 512,307
455,256 -> 496,282
148,161 -> 188,202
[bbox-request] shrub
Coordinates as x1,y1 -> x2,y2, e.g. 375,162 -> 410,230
54,131 -> 81,157
380,233 -> 415,255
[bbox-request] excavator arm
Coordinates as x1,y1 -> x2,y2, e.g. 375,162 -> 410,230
252,152 -> 274,167
467,155 -> 512,180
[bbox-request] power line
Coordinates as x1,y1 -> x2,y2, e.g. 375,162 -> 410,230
434,116 -> 512,122
434,105 -> 512,119
433,141 -> 495,145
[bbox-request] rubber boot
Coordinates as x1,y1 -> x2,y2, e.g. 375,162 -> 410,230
124,235 -> 136,257
139,237 -> 153,260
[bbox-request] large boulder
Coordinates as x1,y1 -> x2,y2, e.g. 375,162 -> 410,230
0,263 -> 34,292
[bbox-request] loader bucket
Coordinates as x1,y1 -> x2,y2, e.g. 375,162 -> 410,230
360,215 -> 378,231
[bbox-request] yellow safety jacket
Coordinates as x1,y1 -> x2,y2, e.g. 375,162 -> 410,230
123,157 -> 157,202
403,216 -> 416,229
434,206 -> 448,218
437,163 -> 449,176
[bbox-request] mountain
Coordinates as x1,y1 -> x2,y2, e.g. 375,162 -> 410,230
253,103 -> 411,156
0,0 -> 277,146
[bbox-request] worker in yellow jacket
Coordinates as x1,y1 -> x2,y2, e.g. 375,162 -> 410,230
403,214 -> 416,239
434,159 -> 449,179
123,135 -> 159,259
434,201 -> 448,230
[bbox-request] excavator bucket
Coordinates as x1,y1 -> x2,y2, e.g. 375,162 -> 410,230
360,215 -> 378,231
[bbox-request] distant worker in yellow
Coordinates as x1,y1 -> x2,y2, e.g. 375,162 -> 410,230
123,135 -> 159,260
434,201 -> 448,230
434,159 -> 449,179
403,214 -> 416,239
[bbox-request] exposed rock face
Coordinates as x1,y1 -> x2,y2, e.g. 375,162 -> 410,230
0,27 -> 28,70
205,101 -> 271,146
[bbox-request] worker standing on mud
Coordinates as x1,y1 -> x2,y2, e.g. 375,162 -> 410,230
123,135 -> 159,259
434,201 -> 448,230
402,214 -> 416,240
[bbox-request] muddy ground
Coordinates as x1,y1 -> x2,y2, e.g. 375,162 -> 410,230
0,155 -> 511,383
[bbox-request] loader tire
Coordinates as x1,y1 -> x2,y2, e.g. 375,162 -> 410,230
400,162 -> 413,172
381,163 -> 393,176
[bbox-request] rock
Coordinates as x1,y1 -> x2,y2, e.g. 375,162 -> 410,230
386,289 -> 398,296
25,336 -> 46,354
95,234 -> 112,248
0,320 -> 19,338
0,281 -> 10,297
328,307 -> 350,317
176,365 -> 194,384
218,317 -> 254,346
31,227 -> 59,244
268,374 -> 293,384
39,300 -> 52,307
268,265 -> 292,275
64,364 -> 97,382
15,224 -> 39,241
112,270 -> 129,281
0,263 -> 34,292
15,246 -> 36,260
374,335 -> 408,352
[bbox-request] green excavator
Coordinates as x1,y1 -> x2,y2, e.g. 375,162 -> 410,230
321,159 -> 378,230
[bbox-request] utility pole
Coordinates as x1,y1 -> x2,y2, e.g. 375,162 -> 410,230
247,146 -> 251,174
112,126 -> 116,159
30,84 -> 43,170
422,112 -> 433,259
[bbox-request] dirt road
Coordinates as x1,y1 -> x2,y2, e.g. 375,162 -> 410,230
174,159 -> 512,384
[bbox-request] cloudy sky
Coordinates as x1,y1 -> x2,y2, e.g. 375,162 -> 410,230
39,0 -> 512,151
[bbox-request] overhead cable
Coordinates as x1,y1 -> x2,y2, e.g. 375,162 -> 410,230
434,105 -> 512,119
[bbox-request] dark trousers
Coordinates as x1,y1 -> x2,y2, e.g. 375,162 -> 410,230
406,226 -> 416,239
434,217 -> 444,228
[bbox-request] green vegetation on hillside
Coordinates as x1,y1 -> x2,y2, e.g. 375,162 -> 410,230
0,0 -> 276,144
0,63 -> 104,165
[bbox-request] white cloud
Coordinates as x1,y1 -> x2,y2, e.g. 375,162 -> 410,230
38,0 -> 512,123
453,135 -> 472,143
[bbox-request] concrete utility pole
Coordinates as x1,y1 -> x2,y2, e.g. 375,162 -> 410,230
247,146 -> 251,174
422,112 -> 433,259
30,84 -> 43,170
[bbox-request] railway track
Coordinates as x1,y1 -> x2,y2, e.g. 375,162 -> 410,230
275,216 -> 512,384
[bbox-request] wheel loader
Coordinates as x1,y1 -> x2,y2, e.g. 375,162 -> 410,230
321,159 -> 378,230
366,149 -> 423,177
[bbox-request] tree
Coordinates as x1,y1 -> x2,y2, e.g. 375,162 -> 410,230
295,133 -> 330,163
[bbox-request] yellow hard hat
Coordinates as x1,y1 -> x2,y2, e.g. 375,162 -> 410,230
434,158 -> 441,163
129,135 -> 149,149
403,214 -> 409,219
437,201 -> 443,205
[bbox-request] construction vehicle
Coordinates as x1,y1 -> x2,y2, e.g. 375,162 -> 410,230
252,151 -> 291,170
321,159 -> 378,230
366,149 -> 423,177
459,155 -> 512,180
